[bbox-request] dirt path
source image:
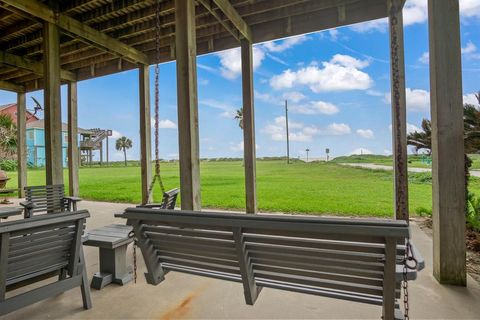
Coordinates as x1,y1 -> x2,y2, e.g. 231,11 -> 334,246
341,163 -> 480,177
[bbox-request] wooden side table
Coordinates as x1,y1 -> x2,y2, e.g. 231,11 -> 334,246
83,224 -> 134,289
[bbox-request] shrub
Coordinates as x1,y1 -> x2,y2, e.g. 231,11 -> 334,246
0,159 -> 17,171
415,206 -> 432,217
467,192 -> 480,232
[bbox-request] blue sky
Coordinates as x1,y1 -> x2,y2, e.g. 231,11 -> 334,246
1,0 -> 479,162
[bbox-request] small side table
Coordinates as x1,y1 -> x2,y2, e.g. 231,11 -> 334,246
83,224 -> 134,290
0,207 -> 23,221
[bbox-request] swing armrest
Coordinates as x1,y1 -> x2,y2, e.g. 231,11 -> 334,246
395,242 -> 425,282
137,203 -> 167,209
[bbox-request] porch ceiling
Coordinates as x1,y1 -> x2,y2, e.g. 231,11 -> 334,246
0,0 -> 389,92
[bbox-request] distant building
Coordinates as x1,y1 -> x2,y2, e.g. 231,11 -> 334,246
0,103 -> 39,124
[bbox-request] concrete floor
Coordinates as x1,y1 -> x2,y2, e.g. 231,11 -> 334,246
2,200 -> 480,319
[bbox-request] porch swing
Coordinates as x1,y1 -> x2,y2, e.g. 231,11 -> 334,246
136,2 -> 179,210
120,1 -> 424,320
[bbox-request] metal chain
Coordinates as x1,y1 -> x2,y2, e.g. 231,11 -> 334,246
403,240 -> 410,320
147,0 -> 166,199
128,231 -> 138,284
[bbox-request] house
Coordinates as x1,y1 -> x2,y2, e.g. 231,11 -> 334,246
26,119 -> 69,167
0,103 -> 39,124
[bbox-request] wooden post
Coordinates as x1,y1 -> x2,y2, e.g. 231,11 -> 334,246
16,92 -> 27,198
241,39 -> 257,214
428,0 -> 466,286
68,81 -> 79,197
139,65 -> 152,205
388,0 -> 408,221
43,21 -> 63,185
176,0 -> 201,211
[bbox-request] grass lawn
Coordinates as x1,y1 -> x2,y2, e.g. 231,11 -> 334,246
5,160 -> 480,218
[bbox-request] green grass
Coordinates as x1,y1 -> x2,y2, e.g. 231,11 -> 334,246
5,160 -> 480,218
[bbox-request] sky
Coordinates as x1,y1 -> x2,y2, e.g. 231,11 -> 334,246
1,0 -> 479,162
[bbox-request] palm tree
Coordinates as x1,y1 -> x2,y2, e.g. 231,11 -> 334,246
0,114 -> 17,159
234,108 -> 243,130
115,136 -> 132,166
407,119 -> 432,155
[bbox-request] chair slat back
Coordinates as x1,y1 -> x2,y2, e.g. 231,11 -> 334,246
25,185 -> 68,214
0,211 -> 89,289
161,188 -> 180,209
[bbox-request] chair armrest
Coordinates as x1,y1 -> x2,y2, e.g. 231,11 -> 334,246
20,201 -> 37,218
409,242 -> 425,271
20,201 -> 36,209
114,213 -> 127,218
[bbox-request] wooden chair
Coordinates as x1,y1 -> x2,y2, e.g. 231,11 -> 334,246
0,211 -> 92,316
119,208 -> 424,320
137,188 -> 180,210
20,184 -> 82,218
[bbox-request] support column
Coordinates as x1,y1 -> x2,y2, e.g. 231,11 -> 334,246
139,65 -> 152,205
43,22 -> 63,185
428,0 -> 466,286
389,0 -> 408,221
68,81 -> 79,197
175,0 -> 201,211
16,92 -> 27,198
241,39 -> 257,214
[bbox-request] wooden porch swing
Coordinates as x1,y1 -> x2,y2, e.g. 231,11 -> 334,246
119,1 -> 424,320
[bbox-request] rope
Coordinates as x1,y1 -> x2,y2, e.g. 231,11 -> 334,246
147,0 -> 166,200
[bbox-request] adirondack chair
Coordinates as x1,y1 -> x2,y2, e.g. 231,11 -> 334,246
0,211 -> 92,316
20,184 -> 82,218
119,208 -> 424,320
137,188 -> 180,210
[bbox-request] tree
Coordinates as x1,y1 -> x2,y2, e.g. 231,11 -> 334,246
0,114 -> 17,160
115,136 -> 132,166
406,119 -> 432,155
234,108 -> 243,130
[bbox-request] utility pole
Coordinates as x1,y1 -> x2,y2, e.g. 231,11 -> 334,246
306,148 -> 310,162
285,100 -> 290,164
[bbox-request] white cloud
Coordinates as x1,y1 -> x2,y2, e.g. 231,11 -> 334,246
407,123 -> 421,134
199,78 -> 209,85
110,130 -> 123,139
158,119 -> 177,129
323,123 -> 351,135
389,123 -> 421,134
462,41 -> 477,54
290,101 -> 340,115
385,88 -> 430,112
274,116 -> 303,129
366,90 -> 384,97
349,148 -> 373,155
356,129 -> 375,139
230,141 -> 244,152
262,35 -> 308,53
384,149 -> 392,155
270,54 -> 372,93
419,52 -> 429,64
216,47 -> 265,79
282,91 -> 306,103
464,92 -> 480,105
200,99 -> 237,118
329,29 -> 339,41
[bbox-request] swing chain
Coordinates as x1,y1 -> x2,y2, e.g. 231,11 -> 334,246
128,230 -> 138,284
147,0 -> 166,200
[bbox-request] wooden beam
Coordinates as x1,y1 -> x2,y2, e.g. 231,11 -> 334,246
388,0 -> 408,221
0,80 -> 24,92
139,64 -> 152,205
241,39 -> 257,214
176,0 -> 201,211
428,0 -> 466,286
210,0 -> 252,41
68,81 -> 79,197
198,0 -> 241,42
0,50 -> 76,81
2,0 -> 149,65
16,92 -> 27,198
43,22 -> 63,186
